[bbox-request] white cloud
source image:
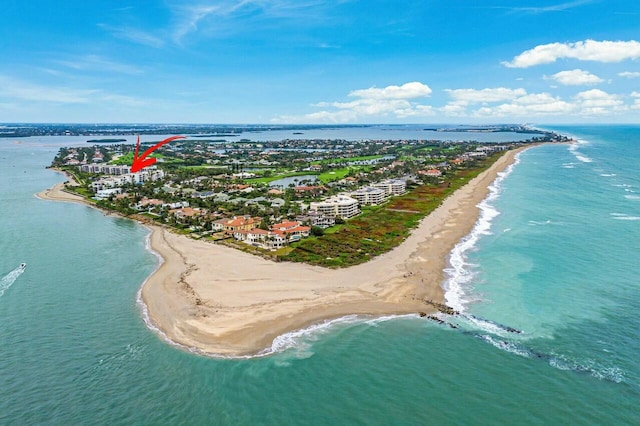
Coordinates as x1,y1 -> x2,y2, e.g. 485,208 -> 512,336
503,39 -> 640,68
464,89 -> 627,118
169,0 -> 324,43
56,55 -> 144,75
573,89 -> 625,115
0,75 -> 97,103
631,91 -> 640,97
547,69 -> 603,85
500,0 -> 595,14
472,92 -> 575,118
272,81 -> 434,123
619,71 -> 640,79
349,82 -> 432,100
445,87 -> 526,104
0,75 -> 147,107
99,24 -> 165,48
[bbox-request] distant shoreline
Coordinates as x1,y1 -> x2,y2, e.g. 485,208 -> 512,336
39,146 -> 534,357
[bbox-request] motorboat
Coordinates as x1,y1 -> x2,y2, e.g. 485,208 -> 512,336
19,263 -> 26,270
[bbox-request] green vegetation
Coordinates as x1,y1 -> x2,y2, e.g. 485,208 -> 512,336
109,152 -> 164,165
247,171 -> 317,184
284,152 -> 504,268
311,155 -> 384,165
318,166 -> 371,183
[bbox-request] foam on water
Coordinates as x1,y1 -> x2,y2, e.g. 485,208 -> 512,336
0,265 -> 25,298
443,150 -> 523,312
475,335 -> 624,383
568,139 -> 593,163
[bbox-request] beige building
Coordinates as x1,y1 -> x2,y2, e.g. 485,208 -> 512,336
349,187 -> 386,206
309,195 -> 360,219
372,179 -> 406,197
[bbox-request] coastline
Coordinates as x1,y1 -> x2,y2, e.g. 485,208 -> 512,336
139,146 -> 531,357
34,169 -> 89,206
39,146 -> 532,357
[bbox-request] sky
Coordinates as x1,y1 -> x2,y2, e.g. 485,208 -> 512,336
1,0 -> 639,124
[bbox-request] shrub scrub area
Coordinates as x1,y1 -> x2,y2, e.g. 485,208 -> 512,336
284,152 -> 504,268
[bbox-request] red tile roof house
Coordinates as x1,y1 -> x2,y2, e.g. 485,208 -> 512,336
418,169 -> 442,177
271,221 -> 311,242
212,216 -> 261,234
233,228 -> 287,250
168,207 -> 205,222
294,186 -> 326,195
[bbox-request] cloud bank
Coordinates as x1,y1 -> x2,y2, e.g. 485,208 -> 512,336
503,40 -> 640,68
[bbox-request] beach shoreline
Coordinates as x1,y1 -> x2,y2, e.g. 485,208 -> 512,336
34,168 -> 89,205
39,146 -> 532,357
138,146 -> 531,357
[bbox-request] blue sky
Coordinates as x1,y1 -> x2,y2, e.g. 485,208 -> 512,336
1,0 -> 639,124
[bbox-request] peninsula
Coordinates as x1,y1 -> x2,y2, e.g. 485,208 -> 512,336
39,127 -> 566,356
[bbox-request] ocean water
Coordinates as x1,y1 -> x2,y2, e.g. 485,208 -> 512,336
1,127 -> 639,424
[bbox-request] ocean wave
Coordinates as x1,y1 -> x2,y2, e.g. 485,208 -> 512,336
624,194 -> 640,201
443,151 -> 523,312
477,335 -> 531,358
568,140 -> 593,163
528,220 -> 551,226
548,353 -> 624,383
561,162 -> 576,169
600,173 -> 616,177
610,213 -> 640,221
475,335 -> 625,383
612,216 -> 640,221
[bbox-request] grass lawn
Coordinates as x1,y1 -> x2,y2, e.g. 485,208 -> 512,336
318,166 -> 371,183
311,155 -> 384,165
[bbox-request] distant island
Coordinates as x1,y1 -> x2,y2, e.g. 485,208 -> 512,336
86,138 -> 127,143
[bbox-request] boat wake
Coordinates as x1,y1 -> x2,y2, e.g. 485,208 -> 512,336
0,265 -> 25,298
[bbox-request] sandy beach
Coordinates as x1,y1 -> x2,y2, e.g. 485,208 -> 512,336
39,148 -> 526,356
138,147 -> 527,356
35,170 -> 88,205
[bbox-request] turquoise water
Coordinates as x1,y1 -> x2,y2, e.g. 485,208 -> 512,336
1,128 -> 639,424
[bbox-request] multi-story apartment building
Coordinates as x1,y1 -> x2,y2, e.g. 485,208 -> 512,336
349,186 -> 386,206
309,195 -> 360,219
372,179 -> 406,197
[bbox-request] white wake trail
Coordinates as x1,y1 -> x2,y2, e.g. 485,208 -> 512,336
0,266 -> 25,298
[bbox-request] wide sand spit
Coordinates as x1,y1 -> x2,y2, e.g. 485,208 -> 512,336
38,147 -> 527,356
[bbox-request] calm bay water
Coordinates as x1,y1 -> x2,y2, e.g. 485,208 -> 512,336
0,126 -> 638,424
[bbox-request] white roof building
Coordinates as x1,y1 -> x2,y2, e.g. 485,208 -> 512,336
309,195 -> 360,219
350,186 -> 386,206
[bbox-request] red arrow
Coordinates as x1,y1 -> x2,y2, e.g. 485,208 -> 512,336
131,135 -> 185,173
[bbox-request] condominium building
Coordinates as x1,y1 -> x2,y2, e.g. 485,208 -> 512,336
349,186 -> 386,206
309,195 -> 360,219
80,164 -> 132,175
372,179 -> 406,197
90,169 -> 165,192
296,211 -> 336,229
